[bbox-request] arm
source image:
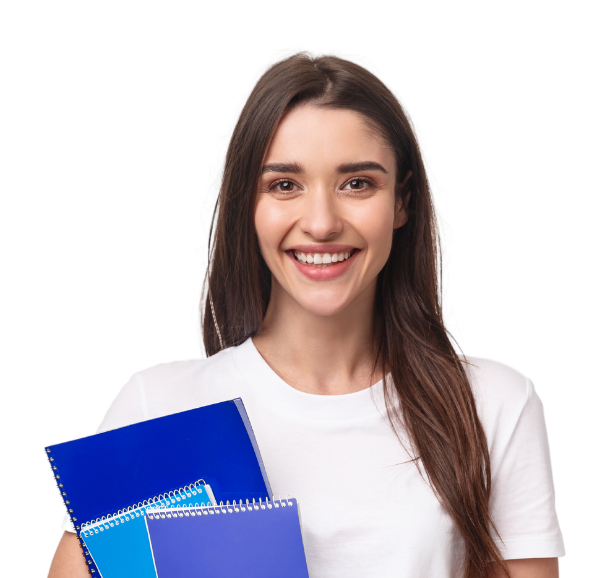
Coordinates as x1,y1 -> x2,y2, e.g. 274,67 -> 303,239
48,532 -> 90,578
488,558 -> 559,578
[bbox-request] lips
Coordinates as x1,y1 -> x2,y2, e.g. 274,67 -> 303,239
286,249 -> 360,281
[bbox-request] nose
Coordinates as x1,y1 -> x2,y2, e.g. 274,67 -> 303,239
298,186 -> 343,240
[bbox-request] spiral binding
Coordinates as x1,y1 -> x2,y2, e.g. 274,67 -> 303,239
80,480 -> 212,538
146,496 -> 295,520
44,448 -> 73,518
45,446 -> 98,574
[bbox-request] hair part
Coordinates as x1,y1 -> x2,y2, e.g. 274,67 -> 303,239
202,52 -> 508,578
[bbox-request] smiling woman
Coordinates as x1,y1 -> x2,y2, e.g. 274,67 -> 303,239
255,106 -> 400,304
49,54 -> 564,578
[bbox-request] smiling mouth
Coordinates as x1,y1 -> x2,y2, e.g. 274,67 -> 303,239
291,248 -> 358,269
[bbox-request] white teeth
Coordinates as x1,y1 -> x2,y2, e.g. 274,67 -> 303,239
293,250 -> 354,266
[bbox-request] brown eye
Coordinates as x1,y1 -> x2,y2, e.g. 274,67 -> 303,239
274,180 -> 298,192
343,178 -> 369,191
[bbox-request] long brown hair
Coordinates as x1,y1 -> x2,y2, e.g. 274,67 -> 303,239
202,53 -> 508,578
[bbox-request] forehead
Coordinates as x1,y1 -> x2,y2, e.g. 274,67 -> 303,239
263,105 -> 395,170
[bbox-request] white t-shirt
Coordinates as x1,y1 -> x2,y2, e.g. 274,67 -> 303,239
64,338 -> 564,577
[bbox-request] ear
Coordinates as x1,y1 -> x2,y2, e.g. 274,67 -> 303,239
393,170 -> 412,229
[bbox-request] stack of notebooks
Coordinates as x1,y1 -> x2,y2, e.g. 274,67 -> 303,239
45,399 -> 310,577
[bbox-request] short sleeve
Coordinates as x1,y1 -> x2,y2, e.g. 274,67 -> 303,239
490,379 -> 565,559
60,512 -> 77,534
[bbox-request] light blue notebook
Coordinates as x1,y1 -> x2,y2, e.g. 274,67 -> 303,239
81,480 -> 215,578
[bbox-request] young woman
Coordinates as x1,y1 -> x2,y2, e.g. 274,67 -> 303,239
49,54 -> 564,578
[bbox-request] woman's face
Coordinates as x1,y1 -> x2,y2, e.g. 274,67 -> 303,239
255,104 -> 407,318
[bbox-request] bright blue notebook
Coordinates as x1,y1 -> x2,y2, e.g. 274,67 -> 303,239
45,398 -> 272,575
81,481 -> 214,578
145,498 -> 310,578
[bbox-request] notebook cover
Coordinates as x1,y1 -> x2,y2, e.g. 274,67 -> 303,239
45,399 -> 272,574
145,499 -> 310,578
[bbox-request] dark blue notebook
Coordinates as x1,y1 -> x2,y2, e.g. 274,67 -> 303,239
145,498 -> 310,578
45,398 -> 272,575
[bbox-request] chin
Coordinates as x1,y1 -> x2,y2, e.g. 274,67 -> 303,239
298,297 -> 351,318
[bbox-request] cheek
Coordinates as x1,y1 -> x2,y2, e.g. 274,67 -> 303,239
360,203 -> 394,271
254,197 -> 288,260
357,202 -> 394,237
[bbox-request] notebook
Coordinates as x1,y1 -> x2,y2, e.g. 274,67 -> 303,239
145,498 -> 310,578
45,398 -> 272,575
81,480 -> 214,578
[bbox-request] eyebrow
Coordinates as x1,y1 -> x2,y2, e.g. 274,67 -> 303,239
261,161 -> 388,175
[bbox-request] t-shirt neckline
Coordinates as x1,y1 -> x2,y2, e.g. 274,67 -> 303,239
231,337 -> 387,421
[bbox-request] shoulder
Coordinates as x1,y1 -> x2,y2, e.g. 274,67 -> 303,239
133,344 -> 240,393
465,356 -> 531,409
464,356 -> 535,457
98,342 -> 250,432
